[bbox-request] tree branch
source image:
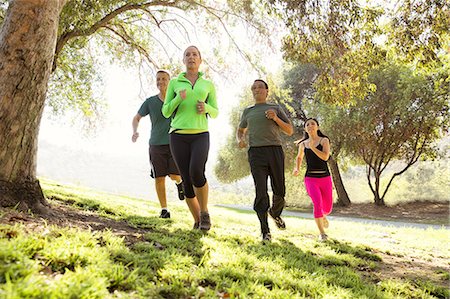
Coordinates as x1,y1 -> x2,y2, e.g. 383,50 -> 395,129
53,1 -> 181,71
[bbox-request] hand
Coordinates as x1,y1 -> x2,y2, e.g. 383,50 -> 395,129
132,132 -> 139,142
238,139 -> 247,148
197,100 -> 205,114
265,109 -> 278,121
179,89 -> 187,100
292,168 -> 299,176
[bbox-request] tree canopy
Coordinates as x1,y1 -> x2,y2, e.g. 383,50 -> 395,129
0,0 -> 276,124
266,0 -> 449,104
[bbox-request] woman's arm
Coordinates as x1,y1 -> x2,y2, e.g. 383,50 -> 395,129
293,142 -> 305,176
162,80 -> 183,118
203,83 -> 218,118
310,138 -> 330,161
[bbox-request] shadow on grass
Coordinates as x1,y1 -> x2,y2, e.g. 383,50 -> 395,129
212,235 -> 388,298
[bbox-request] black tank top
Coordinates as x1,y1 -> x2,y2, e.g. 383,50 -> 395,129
304,142 -> 330,178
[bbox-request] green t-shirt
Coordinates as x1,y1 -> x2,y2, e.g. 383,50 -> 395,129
137,95 -> 170,145
239,102 -> 290,147
162,72 -> 218,132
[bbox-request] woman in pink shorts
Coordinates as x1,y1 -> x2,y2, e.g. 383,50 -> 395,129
293,118 -> 333,241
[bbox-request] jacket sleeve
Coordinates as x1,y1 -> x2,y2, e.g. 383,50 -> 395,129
204,82 -> 218,118
162,80 -> 183,118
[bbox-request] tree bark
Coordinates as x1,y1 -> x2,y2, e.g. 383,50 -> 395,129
373,173 -> 385,206
0,0 -> 67,213
328,156 -> 351,207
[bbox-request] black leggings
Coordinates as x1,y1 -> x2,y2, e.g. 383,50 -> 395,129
169,132 -> 209,198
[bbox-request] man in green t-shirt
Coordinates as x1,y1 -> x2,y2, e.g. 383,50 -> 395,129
132,70 -> 184,219
237,79 -> 293,243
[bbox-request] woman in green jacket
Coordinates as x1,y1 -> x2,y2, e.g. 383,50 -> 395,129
162,46 -> 218,230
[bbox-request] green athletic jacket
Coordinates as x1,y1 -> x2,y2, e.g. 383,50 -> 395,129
162,72 -> 218,132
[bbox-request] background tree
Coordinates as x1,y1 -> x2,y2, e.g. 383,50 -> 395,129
264,0 -> 449,206
345,62 -> 449,205
214,104 -> 251,184
266,0 -> 384,104
0,0 -> 274,213
266,0 -> 449,104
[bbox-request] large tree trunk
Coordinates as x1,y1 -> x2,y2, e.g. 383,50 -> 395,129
0,0 -> 66,213
328,156 -> 351,206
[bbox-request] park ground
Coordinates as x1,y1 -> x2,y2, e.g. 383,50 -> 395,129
0,180 -> 448,298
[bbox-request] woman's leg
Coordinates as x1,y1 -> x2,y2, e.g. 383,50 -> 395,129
190,133 -> 210,212
170,134 -> 195,198
189,133 -> 211,230
321,176 -> 334,216
304,177 -> 326,235
170,134 -> 200,224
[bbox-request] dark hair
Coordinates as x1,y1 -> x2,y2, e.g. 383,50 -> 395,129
254,79 -> 268,90
184,45 -> 202,59
295,118 -> 330,145
156,70 -> 170,77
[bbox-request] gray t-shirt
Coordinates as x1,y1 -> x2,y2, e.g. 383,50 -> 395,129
137,95 -> 170,145
239,102 -> 290,147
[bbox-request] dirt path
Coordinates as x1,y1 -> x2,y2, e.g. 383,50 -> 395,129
217,202 -> 449,229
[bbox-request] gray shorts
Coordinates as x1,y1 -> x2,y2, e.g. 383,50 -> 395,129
149,144 -> 179,178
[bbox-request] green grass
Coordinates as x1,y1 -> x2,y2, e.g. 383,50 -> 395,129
0,179 -> 448,298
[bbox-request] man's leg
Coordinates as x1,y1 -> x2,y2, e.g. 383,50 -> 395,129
149,145 -> 170,218
169,174 -> 184,200
169,174 -> 182,184
155,176 -> 170,218
249,147 -> 270,235
155,177 -> 167,208
268,146 -> 286,218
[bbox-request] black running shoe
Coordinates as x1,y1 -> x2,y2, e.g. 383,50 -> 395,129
160,209 -> 171,219
269,209 -> 286,230
262,232 -> 272,244
176,183 -> 185,200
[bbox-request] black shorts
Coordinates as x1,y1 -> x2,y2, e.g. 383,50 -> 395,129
149,144 -> 180,178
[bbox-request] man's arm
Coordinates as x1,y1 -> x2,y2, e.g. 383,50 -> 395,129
265,109 -> 294,136
131,114 -> 142,142
236,127 -> 247,148
274,117 -> 293,136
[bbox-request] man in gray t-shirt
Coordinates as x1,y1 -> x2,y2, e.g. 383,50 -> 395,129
237,79 -> 293,243
131,70 -> 184,219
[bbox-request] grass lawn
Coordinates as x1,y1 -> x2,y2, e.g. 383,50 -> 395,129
0,179 -> 448,298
